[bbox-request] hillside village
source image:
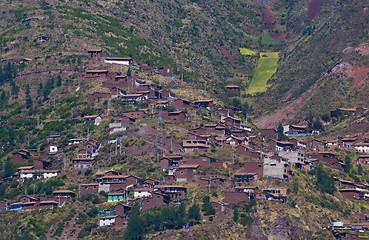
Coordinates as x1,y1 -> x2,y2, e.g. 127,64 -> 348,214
1,49 -> 369,240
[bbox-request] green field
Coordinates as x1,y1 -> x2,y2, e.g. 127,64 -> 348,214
246,52 -> 279,95
240,47 -> 257,56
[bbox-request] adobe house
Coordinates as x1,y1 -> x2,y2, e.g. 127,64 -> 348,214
159,89 -> 175,100
224,192 -> 250,205
85,69 -> 108,78
12,149 -> 31,164
338,189 -> 369,200
289,138 -> 307,149
162,111 -> 186,124
225,85 -> 240,94
311,139 -> 325,151
233,172 -> 258,184
159,66 -> 173,77
286,125 -> 308,135
141,192 -> 170,212
53,190 -> 75,206
172,99 -> 193,111
357,155 -> 369,164
276,141 -> 295,151
115,203 -> 131,216
160,156 -> 182,170
141,62 -> 157,73
102,175 -> 143,190
222,116 -> 241,129
314,152 -> 345,171
72,158 -> 94,170
236,145 -> 260,159
193,100 -> 213,108
211,201 -> 230,213
154,185 -> 187,199
330,108 -> 356,118
122,110 -> 146,119
176,165 -> 199,182
104,57 -> 132,66
19,195 -> 38,203
33,158 -> 51,170
121,94 -> 144,103
260,129 -> 278,140
80,183 -> 99,195
142,179 -> 160,188
156,100 -> 169,108
83,115 -> 102,125
199,177 -> 226,188
182,140 -> 211,153
356,107 -> 368,114
163,175 -> 176,183
87,49 -> 103,58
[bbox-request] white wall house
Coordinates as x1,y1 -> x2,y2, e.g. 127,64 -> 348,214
49,146 -> 58,153
134,189 -> 152,199
354,143 -> 369,153
99,215 -> 118,227
20,170 -> 59,179
104,57 -> 132,66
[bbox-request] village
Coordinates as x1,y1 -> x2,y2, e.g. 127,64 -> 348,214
1,49 -> 369,240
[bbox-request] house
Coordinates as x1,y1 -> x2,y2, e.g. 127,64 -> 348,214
20,169 -> 59,180
33,158 -> 51,170
260,129 -> 277,140
95,170 -> 120,182
240,124 -> 252,132
141,192 -> 171,212
108,190 -> 127,202
182,140 -> 211,153
134,188 -> 153,199
277,151 -> 305,169
101,175 -> 143,190
275,141 -> 295,151
99,215 -> 124,227
235,145 -> 260,159
211,201 -> 230,213
172,99 -> 193,111
340,137 -> 358,148
68,139 -> 84,145
122,110 -> 146,119
263,188 -> 287,201
224,192 -> 250,205
357,155 -> 369,165
193,100 -> 213,108
354,143 -> 369,153
225,85 -> 240,94
338,189 -> 369,200
311,139 -> 325,151
115,203 -> 131,216
87,49 -> 103,58
289,138 -> 307,149
156,100 -> 169,108
314,152 -> 345,171
83,115 -> 102,125
330,108 -> 357,118
53,190 -> 75,206
159,156 -> 182,171
233,172 -> 258,184
235,186 -> 259,194
243,162 -> 264,177
176,165 -> 198,182
222,116 -> 241,129
163,175 -> 176,183
49,146 -> 58,154
154,185 -> 187,199
80,183 -> 99,195
121,94 -> 144,103
104,57 -> 132,66
159,67 -> 173,77
72,158 -> 94,170
12,149 -> 31,164
85,70 -> 108,78
286,125 -> 308,135
263,155 -> 289,179
162,111 -> 186,124
199,177 -> 226,189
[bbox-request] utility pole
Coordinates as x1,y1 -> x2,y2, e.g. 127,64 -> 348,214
107,100 -> 111,117
71,107 -> 74,119
37,115 -> 40,128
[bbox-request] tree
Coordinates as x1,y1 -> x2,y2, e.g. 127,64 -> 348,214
316,164 -> 336,194
125,202 -> 144,240
188,204 -> 201,221
4,159 -> 14,178
277,123 -> 287,141
344,156 -> 351,173
233,205 -> 239,221
358,164 -> 363,175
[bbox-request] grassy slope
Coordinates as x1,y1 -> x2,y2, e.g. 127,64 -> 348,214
246,52 -> 279,95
